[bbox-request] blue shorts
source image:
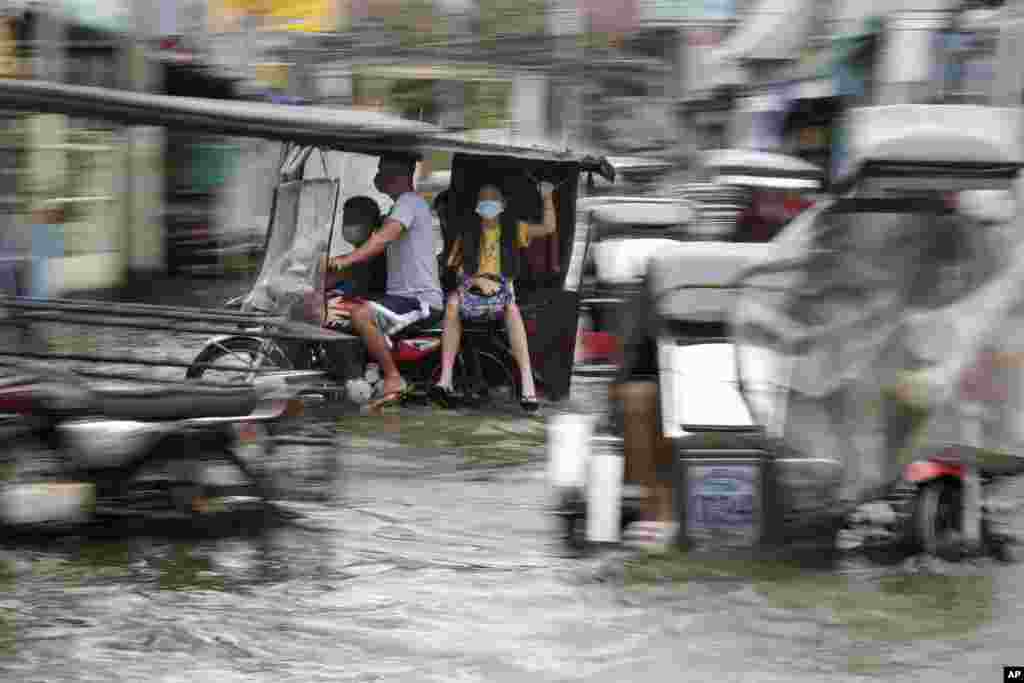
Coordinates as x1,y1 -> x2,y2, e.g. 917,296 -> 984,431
369,293 -> 421,316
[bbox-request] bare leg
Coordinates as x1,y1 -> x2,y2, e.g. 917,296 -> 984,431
437,292 -> 462,389
504,302 -> 537,399
617,381 -> 674,523
352,303 -> 403,395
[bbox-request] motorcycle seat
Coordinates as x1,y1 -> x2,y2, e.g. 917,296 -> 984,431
392,308 -> 445,339
85,385 -> 264,422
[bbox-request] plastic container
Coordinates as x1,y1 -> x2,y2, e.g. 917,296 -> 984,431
0,482 -> 95,526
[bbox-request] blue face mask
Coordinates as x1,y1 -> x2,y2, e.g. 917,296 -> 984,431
476,200 -> 504,220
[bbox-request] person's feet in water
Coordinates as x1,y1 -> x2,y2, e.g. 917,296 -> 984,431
429,383 -> 457,409
370,375 -> 409,410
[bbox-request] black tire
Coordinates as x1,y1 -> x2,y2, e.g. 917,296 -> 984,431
113,436 -> 276,514
423,347 -> 519,406
462,349 -> 519,406
186,337 -> 293,384
915,479 -> 963,559
558,488 -> 588,554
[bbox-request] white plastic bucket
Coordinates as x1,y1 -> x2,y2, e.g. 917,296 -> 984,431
586,452 -> 624,544
546,414 -> 595,489
0,483 -> 95,526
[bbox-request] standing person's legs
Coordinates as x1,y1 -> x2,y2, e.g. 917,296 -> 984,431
616,381 -> 675,524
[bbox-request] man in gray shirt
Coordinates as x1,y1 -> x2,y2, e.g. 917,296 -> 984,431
329,154 -> 442,407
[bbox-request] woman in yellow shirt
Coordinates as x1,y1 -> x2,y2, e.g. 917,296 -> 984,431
432,181 -> 557,412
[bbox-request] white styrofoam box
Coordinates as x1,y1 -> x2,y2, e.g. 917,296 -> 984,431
657,341 -> 757,439
592,238 -> 684,285
647,241 -> 779,322
845,104 -> 1022,169
591,201 -> 695,227
702,148 -> 823,178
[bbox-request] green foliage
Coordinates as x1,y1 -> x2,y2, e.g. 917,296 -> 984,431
380,0 -> 449,47
477,0 -> 548,39
389,79 -> 440,123
464,81 -> 512,131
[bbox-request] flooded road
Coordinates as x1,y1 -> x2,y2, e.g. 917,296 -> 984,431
1,320 -> 1023,681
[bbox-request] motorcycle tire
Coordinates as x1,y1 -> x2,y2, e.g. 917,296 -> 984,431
186,336 -> 293,384
914,478 -> 963,560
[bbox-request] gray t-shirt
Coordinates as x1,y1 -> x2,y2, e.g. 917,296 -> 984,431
386,192 -> 443,310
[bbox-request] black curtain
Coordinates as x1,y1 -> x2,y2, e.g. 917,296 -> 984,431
163,64 -> 238,100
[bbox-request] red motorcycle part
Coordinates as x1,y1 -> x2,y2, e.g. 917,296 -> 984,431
0,386 -> 35,414
905,459 -> 964,484
578,330 -> 620,363
394,337 -> 441,364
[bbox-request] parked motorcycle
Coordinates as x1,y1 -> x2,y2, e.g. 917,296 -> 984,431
185,141 -> 605,409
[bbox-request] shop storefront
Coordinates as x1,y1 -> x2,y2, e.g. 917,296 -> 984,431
162,61 -> 241,275
7,6 -> 130,295
773,18 -> 882,187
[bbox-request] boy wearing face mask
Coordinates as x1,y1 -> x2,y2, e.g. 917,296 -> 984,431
432,180 -> 556,412
327,196 -> 387,298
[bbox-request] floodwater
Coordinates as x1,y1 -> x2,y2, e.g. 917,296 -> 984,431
1,322 -> 1023,681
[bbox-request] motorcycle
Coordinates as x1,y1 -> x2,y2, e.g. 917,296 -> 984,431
181,141 -> 611,409
0,359 -> 315,531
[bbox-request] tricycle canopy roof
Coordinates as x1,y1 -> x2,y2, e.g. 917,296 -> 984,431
839,104 -> 1023,192
0,78 -> 613,179
607,156 -> 676,178
701,149 -> 824,190
591,201 -> 695,226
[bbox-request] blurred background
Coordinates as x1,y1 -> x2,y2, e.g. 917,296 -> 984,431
0,0 -> 1014,297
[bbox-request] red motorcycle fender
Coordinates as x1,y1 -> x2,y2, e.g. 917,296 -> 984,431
394,337 -> 441,364
905,460 -> 964,483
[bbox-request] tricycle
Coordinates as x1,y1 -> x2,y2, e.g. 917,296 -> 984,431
0,77 -> 614,411
553,103 -> 1024,563
574,151 -> 823,372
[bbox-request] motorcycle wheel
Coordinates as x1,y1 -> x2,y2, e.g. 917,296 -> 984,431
557,487 -> 588,554
186,337 -> 293,384
113,434 -> 276,519
459,349 -> 520,407
423,349 -> 519,407
915,478 -> 963,560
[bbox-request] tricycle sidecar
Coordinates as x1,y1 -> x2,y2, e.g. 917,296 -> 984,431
552,103 -> 1024,561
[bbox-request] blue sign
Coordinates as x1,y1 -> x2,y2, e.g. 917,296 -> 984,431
686,464 -> 761,545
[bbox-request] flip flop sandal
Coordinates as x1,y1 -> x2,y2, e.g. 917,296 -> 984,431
368,383 -> 411,412
520,395 -> 540,413
428,384 -> 457,409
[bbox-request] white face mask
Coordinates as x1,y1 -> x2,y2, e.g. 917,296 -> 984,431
342,222 -> 372,246
476,200 -> 504,220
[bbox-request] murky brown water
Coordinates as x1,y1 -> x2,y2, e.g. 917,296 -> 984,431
0,317 -> 1022,681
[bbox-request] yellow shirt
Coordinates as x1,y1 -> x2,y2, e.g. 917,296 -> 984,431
449,221 -> 532,276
